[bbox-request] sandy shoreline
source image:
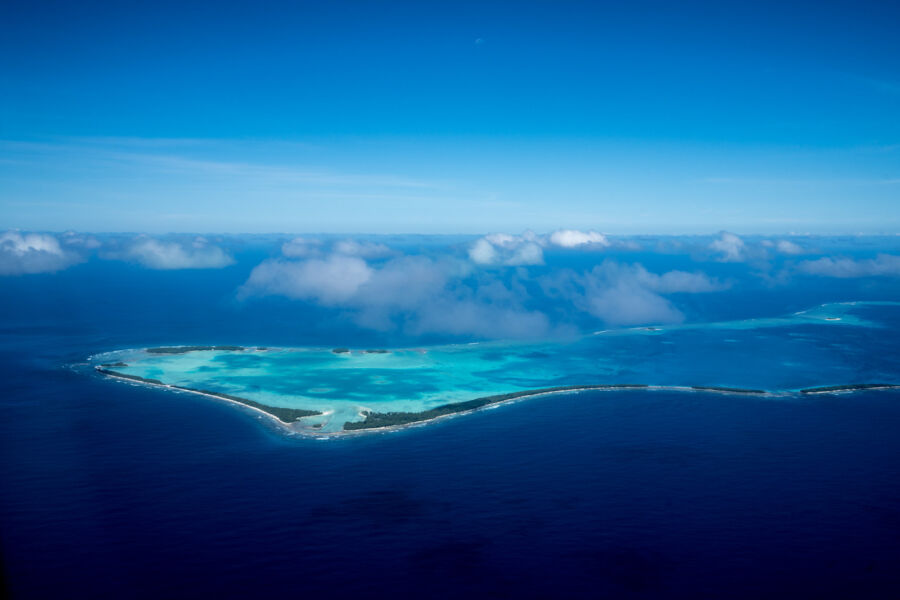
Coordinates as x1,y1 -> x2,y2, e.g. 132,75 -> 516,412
97,368 -> 307,433
93,367 -> 900,438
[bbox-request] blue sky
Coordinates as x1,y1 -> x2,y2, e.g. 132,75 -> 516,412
1,0 -> 898,233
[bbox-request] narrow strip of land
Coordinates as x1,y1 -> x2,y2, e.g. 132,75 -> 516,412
95,366 -> 900,435
343,385 -> 651,430
799,383 -> 899,394
96,368 -> 320,423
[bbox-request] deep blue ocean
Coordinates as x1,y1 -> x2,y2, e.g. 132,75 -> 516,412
3,242 -> 900,599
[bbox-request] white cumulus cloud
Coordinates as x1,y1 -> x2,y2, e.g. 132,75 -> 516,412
0,231 -> 84,275
548,229 -> 610,248
123,237 -> 235,270
710,231 -> 746,262
468,229 -> 622,264
242,254 -> 373,304
468,232 -> 544,266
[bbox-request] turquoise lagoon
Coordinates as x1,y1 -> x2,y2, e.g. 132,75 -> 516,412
91,302 -> 900,433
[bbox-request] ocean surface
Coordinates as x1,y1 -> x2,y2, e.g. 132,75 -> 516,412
3,247 -> 900,598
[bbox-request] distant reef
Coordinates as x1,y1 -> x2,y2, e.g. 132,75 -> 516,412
147,345 -> 247,354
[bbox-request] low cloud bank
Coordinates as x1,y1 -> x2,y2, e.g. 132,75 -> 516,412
120,237 -> 235,270
0,231 -> 85,275
704,233 -> 900,280
1,232 -> 235,273
281,237 -> 322,258
281,237 -> 392,260
333,239 -> 393,259
797,254 -> 900,278
776,240 -> 804,255
241,238 -> 728,337
242,248 -> 547,338
539,260 -> 727,326
760,239 -> 805,256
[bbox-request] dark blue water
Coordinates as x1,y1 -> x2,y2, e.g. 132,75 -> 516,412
3,257 -> 900,599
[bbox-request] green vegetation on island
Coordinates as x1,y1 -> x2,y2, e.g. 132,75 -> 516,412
343,384 -> 650,431
691,385 -> 766,394
147,345 -> 246,354
96,367 -> 320,423
100,362 -> 129,368
171,387 -> 319,422
332,348 -> 350,354
96,368 -> 164,385
800,383 -> 899,394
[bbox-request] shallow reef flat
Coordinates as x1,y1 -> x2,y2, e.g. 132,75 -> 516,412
90,302 -> 900,435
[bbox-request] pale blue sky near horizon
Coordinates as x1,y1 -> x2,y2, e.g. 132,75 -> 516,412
1,0 -> 898,234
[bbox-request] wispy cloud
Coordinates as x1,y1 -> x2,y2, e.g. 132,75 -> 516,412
797,254 -> 900,278
106,153 -> 438,189
701,176 -> 900,186
539,260 -> 728,326
0,137 -> 473,233
0,137 -> 443,189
